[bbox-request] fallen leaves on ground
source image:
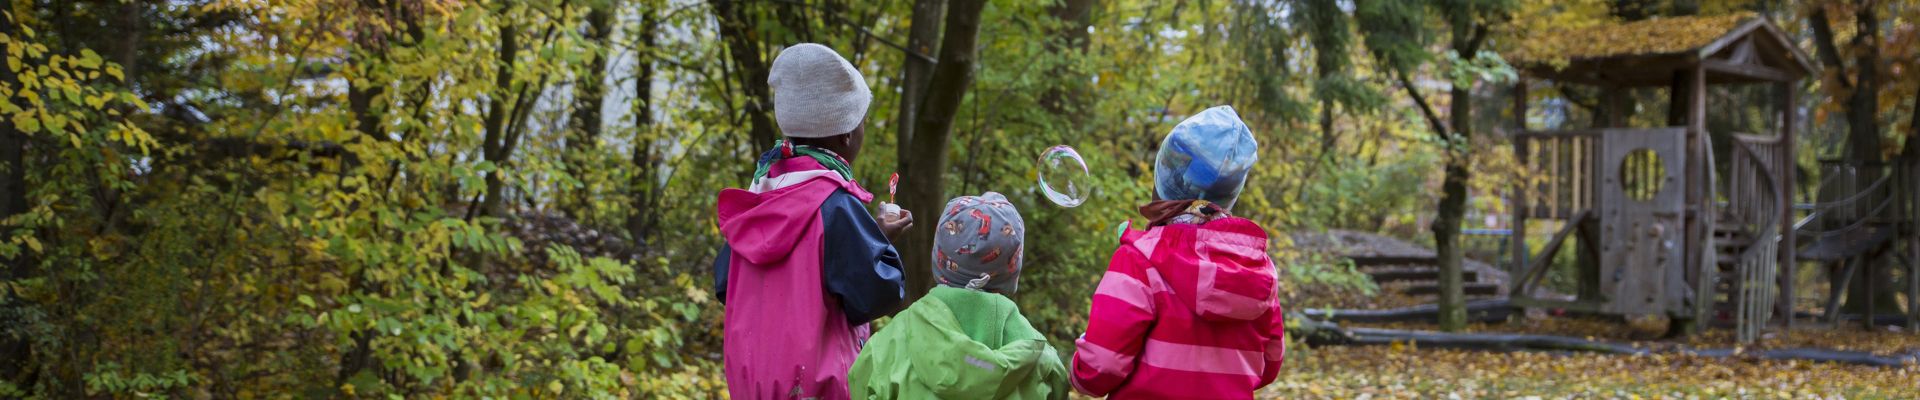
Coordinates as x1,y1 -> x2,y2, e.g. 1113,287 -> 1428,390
1347,318 -> 1920,357
1265,344 -> 1918,399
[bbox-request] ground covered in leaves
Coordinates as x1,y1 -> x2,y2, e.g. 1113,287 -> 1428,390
1254,317 -> 1920,398
1263,344 -> 1918,399
1347,317 -> 1920,356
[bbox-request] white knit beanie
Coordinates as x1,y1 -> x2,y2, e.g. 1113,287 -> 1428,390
768,43 -> 872,139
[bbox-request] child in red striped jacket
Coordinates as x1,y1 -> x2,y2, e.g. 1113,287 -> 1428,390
1071,105 -> 1286,399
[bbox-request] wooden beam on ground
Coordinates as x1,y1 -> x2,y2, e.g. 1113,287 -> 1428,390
1509,297 -> 1606,314
1301,299 -> 1516,324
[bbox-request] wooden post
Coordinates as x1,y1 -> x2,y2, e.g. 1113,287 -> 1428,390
1910,156 -> 1919,331
1866,257 -> 1877,330
1513,79 -> 1530,279
1602,86 -> 1626,127
1578,214 -> 1602,302
1910,170 -> 1918,331
1688,65 -> 1711,329
1668,71 -> 1692,128
1906,99 -> 1918,332
1776,81 -> 1798,329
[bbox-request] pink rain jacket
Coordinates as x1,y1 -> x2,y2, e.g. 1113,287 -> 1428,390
1071,217 -> 1287,399
715,157 -> 904,399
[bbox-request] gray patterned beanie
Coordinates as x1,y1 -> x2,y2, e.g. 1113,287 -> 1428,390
932,192 -> 1025,294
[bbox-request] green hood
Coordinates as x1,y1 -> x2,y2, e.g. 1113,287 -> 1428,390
848,286 -> 1069,400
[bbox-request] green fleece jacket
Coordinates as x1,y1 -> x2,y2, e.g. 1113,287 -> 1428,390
848,286 -> 1069,400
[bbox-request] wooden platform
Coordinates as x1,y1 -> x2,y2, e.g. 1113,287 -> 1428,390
1797,225 -> 1896,262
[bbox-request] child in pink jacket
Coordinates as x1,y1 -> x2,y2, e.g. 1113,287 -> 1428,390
1071,106 -> 1286,399
712,43 -> 913,399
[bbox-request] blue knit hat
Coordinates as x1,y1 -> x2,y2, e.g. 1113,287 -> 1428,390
1154,105 -> 1258,208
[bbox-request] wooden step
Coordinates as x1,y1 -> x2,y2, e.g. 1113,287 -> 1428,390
1365,268 -> 1480,283
1397,282 -> 1501,296
1714,235 -> 1753,247
1716,248 -> 1745,263
1347,255 -> 1438,267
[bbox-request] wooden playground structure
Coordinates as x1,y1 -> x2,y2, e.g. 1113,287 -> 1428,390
1502,15 -> 1920,342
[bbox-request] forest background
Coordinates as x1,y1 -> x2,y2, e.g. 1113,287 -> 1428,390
1,0 -> 1916,397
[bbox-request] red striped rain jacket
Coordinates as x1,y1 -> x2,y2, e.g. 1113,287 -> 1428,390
1071,217 -> 1286,399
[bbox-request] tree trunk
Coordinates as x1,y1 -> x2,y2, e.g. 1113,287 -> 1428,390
1390,62 -> 1464,331
348,66 -> 384,140
894,0 -> 945,174
897,0 -> 987,303
627,6 -> 660,245
1039,0 -> 1092,120
480,21 -> 519,217
565,3 -> 614,218
0,9 -> 32,384
1820,5 -> 1902,314
712,0 -> 778,153
0,12 -> 23,256
1432,22 -> 1488,332
1432,142 -> 1472,332
1845,7 -> 1882,166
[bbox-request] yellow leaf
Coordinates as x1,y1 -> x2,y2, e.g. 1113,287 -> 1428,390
77,48 -> 101,69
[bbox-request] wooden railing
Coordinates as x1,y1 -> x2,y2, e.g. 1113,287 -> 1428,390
1723,133 -> 1784,343
1515,130 -> 1600,220
1797,161 -> 1897,237
1794,159 -> 1913,330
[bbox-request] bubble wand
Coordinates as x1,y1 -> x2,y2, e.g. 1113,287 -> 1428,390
880,172 -> 902,218
888,172 -> 899,203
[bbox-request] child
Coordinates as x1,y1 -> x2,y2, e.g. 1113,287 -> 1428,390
849,192 -> 1069,399
1071,106 -> 1286,399
712,43 -> 914,399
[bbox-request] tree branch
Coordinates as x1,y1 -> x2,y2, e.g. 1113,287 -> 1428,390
1808,6 -> 1852,89
1394,65 -> 1451,138
1462,23 -> 1489,57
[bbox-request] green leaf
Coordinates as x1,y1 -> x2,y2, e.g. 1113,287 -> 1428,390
298,295 -> 316,308
15,115 -> 38,133
77,48 -> 102,69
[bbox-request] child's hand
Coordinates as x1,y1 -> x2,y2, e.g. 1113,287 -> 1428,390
877,203 -> 913,242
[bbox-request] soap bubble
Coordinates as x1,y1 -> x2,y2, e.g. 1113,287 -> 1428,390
1037,145 -> 1092,207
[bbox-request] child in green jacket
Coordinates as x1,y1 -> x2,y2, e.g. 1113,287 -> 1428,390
848,192 -> 1069,399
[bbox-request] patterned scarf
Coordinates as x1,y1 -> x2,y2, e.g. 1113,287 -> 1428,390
750,140 -> 856,185
1138,199 -> 1230,227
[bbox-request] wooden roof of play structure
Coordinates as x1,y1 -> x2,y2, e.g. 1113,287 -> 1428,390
1504,13 -> 1817,87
